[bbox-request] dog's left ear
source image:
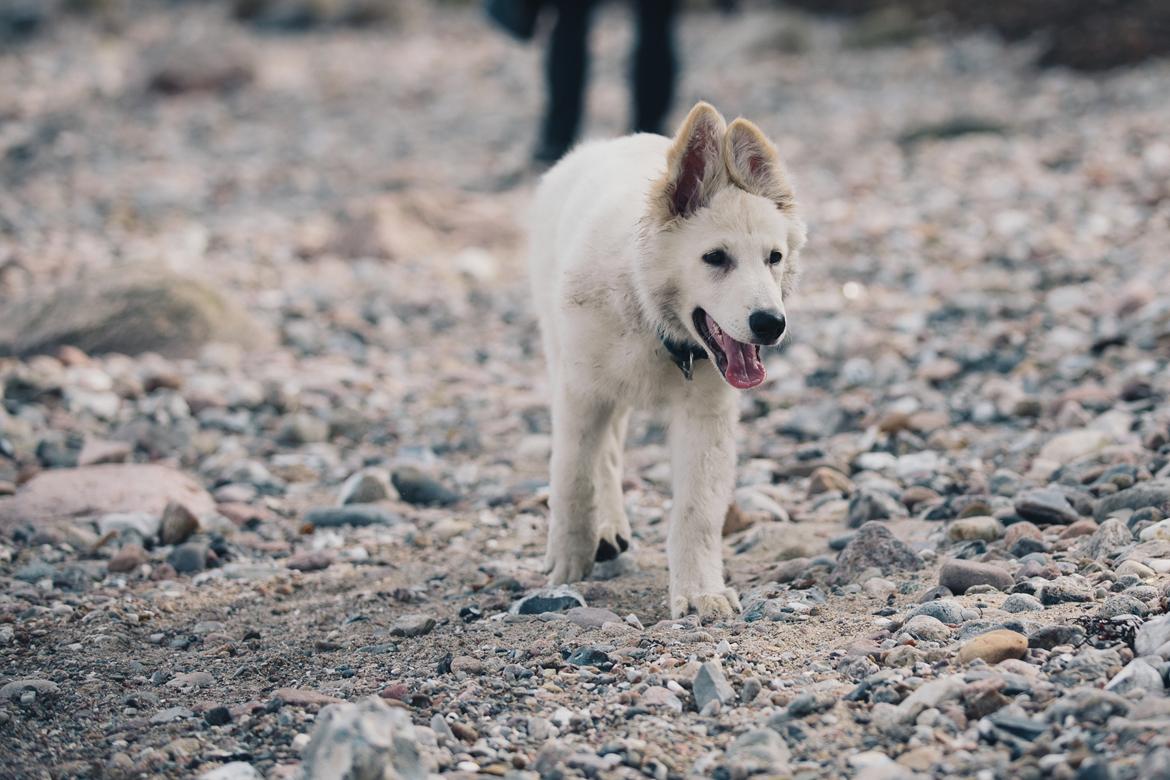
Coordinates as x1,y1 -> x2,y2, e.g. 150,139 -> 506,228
722,118 -> 797,213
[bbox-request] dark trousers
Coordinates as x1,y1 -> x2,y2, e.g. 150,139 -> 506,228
540,0 -> 678,158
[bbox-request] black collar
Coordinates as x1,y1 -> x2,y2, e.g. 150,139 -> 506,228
660,333 -> 708,381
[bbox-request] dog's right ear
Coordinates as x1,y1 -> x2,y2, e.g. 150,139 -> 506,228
652,102 -> 727,222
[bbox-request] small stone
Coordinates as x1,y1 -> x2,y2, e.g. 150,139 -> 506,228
204,706 -> 233,726
1105,658 -> 1164,695
301,695 -> 430,780
1060,519 -> 1099,539
1117,560 -> 1156,580
171,542 -> 208,573
160,501 -> 200,545
1095,481 -> 1170,523
286,550 -> 332,572
450,656 -> 484,674
1028,624 -> 1085,650
808,467 -> 853,496
939,559 -> 1013,594
831,522 -> 922,584
0,679 -> 60,701
901,614 -> 951,642
303,506 -> 401,528
199,763 -> 262,780
1004,521 -> 1044,548
1098,594 -> 1148,619
390,614 -> 436,638
1001,593 -> 1044,613
273,688 -> 343,707
108,544 -> 147,573
946,516 -> 1004,542
564,606 -> 621,629
723,729 -> 791,776
339,470 -> 392,505
391,467 -> 459,507
770,557 -> 811,583
908,599 -> 963,624
641,686 -> 683,713
958,630 -> 1028,665
693,660 -> 736,711
1135,614 -> 1170,658
1015,488 -> 1080,525
151,706 -> 195,723
510,586 -> 586,615
167,671 -> 214,689
863,577 -> 896,600
1041,577 -> 1094,605
847,489 -> 909,528
1037,429 -> 1111,466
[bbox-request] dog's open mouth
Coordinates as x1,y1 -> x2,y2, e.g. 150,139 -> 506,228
693,308 -> 767,389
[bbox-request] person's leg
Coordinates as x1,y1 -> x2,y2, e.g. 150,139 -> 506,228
539,0 -> 595,162
633,0 -> 677,135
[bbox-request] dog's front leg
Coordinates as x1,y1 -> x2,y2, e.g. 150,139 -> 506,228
545,390 -> 612,585
667,397 -> 741,621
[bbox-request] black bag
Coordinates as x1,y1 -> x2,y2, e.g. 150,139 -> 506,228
485,0 -> 543,41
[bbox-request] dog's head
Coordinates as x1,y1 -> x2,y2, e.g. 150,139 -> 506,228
638,102 -> 806,390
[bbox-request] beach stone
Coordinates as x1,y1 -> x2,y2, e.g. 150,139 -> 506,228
1098,594 -> 1148,619
286,550 -> 332,572
391,467 -> 459,507
958,630 -> 1028,664
831,522 -> 921,584
1001,593 -> 1044,613
0,269 -> 266,358
1015,488 -> 1080,525
564,606 -> 621,629
1095,481 -> 1170,522
947,516 -> 1004,542
939,559 -> 1013,594
199,763 -> 263,780
301,696 -> 429,780
808,466 -> 853,496
901,614 -> 951,642
171,542 -> 208,574
1041,577 -> 1094,605
847,489 -> 909,528
722,729 -> 790,776
303,506 -> 401,528
0,679 -> 60,701
511,586 -> 586,615
1105,658 -> 1164,695
641,686 -> 683,713
107,543 -> 147,573
0,465 -> 214,530
1117,560 -> 1156,580
339,470 -> 392,505
390,614 -> 436,638
1028,624 -> 1085,650
908,599 -> 963,624
693,660 -> 736,711
1004,522 -> 1044,548
159,501 -> 200,545
1135,615 -> 1170,658
1060,519 -> 1099,539
1038,429 -> 1111,466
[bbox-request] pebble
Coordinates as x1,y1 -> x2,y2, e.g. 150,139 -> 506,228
1027,624 -> 1085,650
170,541 -> 208,573
1135,614 -> 1170,658
939,558 -> 1013,594
303,506 -> 401,528
693,660 -> 736,711
564,606 -> 621,629
107,544 -> 147,573
0,679 -> 60,701
389,614 -> 436,637
1105,658 -> 1164,695
946,516 -> 1004,542
1001,593 -> 1044,613
301,696 -> 428,779
1041,577 -> 1095,605
641,686 -> 683,713
510,586 -> 586,615
338,470 -> 392,505
830,522 -> 922,584
1015,488 -> 1080,525
391,467 -> 459,507
199,763 -> 263,780
958,630 -> 1029,664
159,501 -> 200,545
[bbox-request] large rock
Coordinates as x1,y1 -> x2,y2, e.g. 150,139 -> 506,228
301,696 -> 430,780
0,269 -> 268,358
0,464 -> 214,529
831,522 -> 922,584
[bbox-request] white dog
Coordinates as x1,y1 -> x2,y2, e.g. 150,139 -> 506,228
528,102 -> 806,620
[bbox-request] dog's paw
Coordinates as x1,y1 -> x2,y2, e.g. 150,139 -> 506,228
544,540 -> 595,585
595,511 -> 632,561
670,587 -> 741,622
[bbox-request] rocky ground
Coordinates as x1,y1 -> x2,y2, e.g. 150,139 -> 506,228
3,2 -> 1170,779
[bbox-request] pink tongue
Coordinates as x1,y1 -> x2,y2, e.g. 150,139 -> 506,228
713,330 -> 767,389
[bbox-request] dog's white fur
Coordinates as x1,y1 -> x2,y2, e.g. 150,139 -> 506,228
528,102 -> 806,619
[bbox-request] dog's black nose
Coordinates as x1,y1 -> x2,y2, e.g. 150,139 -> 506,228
749,310 -> 786,342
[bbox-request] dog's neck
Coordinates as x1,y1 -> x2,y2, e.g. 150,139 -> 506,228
659,332 -> 708,381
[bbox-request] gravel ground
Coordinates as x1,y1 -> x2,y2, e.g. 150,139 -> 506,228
2,2 -> 1170,779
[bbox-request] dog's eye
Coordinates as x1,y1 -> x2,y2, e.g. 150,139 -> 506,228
768,250 -> 784,266
702,249 -> 730,267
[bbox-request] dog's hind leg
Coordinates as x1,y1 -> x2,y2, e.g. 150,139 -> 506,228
594,409 -> 632,562
666,394 -> 741,621
545,390 -> 613,584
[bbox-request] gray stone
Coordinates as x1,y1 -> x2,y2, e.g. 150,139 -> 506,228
830,522 -> 922,584
303,506 -> 402,528
693,660 -> 736,711
339,470 -> 391,505
0,268 -> 266,358
1098,594 -> 1148,619
1040,577 -> 1094,605
199,763 -> 263,780
1095,481 -> 1170,522
894,675 -> 963,724
1002,593 -> 1044,613
389,614 -> 436,638
939,559 -> 1013,594
0,678 -> 60,701
1080,518 -> 1133,560
150,706 -> 195,723
723,729 -> 790,776
510,586 -> 586,615
1135,614 -> 1170,658
564,606 -> 621,629
1015,488 -> 1080,525
847,488 -> 909,528
391,467 -> 459,507
301,696 -> 430,780
907,599 -> 964,624
1105,657 -> 1164,695
641,686 -> 683,713
159,501 -> 200,546
171,542 -> 208,573
1027,624 -> 1085,650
